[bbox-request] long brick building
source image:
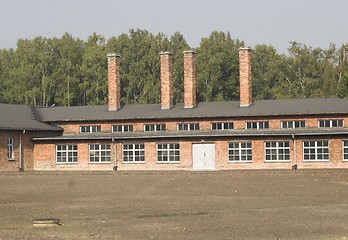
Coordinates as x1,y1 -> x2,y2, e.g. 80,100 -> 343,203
1,48 -> 348,171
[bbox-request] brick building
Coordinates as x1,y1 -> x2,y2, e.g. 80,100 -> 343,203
2,48 -> 348,171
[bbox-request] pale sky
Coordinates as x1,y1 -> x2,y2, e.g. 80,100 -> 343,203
1,0 -> 347,53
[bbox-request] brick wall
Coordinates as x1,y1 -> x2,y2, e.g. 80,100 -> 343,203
239,48 -> 252,107
107,53 -> 121,111
160,52 -> 173,109
0,130 -> 35,171
183,50 -> 196,109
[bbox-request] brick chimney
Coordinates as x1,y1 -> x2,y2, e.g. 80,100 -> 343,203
183,50 -> 196,109
160,52 -> 173,109
239,48 -> 252,107
107,53 -> 121,111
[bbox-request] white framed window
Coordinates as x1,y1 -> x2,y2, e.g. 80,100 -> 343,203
112,125 -> 133,132
89,144 -> 111,163
318,119 -> 343,128
7,137 -> 14,160
343,141 -> 348,161
56,145 -> 78,163
228,142 -> 252,162
281,120 -> 306,129
144,124 -> 166,132
303,141 -> 329,162
157,143 -> 180,163
177,123 -> 200,131
211,122 -> 234,130
265,141 -> 290,162
122,143 -> 145,162
246,121 -> 269,129
80,125 -> 101,133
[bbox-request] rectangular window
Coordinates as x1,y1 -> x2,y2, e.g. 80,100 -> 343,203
157,143 -> 180,163
211,122 -> 234,130
343,141 -> 348,161
265,141 -> 290,162
281,120 -> 306,129
7,137 -> 14,160
177,123 -> 200,131
144,124 -> 166,132
228,142 -> 252,162
112,125 -> 133,132
246,121 -> 269,129
80,125 -> 101,133
56,145 -> 78,163
318,120 -> 343,128
89,144 -> 111,163
122,143 -> 145,162
303,141 -> 329,161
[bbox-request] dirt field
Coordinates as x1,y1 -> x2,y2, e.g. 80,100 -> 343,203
0,170 -> 348,240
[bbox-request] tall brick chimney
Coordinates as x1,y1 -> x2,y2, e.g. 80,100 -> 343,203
107,53 -> 121,111
160,52 -> 173,110
183,50 -> 196,109
239,48 -> 252,107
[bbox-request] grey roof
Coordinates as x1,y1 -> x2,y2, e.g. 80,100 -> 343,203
0,103 -> 62,131
36,98 -> 348,123
32,127 -> 348,141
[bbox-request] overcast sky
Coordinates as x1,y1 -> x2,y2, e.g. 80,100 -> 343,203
1,0 -> 347,53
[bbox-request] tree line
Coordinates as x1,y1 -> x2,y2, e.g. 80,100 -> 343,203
1,29 -> 348,107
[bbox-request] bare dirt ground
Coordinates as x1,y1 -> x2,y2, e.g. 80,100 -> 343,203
0,170 -> 348,240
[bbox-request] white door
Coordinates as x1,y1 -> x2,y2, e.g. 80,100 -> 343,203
192,143 -> 215,170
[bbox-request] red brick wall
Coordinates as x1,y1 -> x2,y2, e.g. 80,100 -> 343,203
239,48 -> 252,107
183,50 -> 196,108
107,53 -> 121,111
33,136 -> 348,171
0,130 -> 35,171
160,52 -> 173,110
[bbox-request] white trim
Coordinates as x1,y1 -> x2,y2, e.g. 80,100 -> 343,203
56,144 -> 78,164
264,141 -> 290,162
122,143 -> 145,163
318,119 -> 344,128
228,142 -> 252,163
156,143 -> 180,163
7,137 -> 14,160
88,144 -> 111,163
303,140 -> 329,162
342,140 -> 348,162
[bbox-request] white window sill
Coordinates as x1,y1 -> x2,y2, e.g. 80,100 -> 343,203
7,158 -> 15,161
122,161 -> 145,164
228,161 -> 252,164
264,160 -> 291,163
88,162 -> 112,164
303,160 -> 329,162
156,161 -> 180,164
56,162 -> 78,165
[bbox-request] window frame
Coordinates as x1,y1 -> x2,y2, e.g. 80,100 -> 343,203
56,144 -> 78,164
228,142 -> 252,163
318,119 -> 343,128
88,144 -> 111,163
7,137 -> 14,160
281,120 -> 306,129
303,141 -> 329,162
177,123 -> 200,131
112,124 -> 133,132
246,121 -> 269,130
211,122 -> 234,130
156,143 -> 180,163
343,140 -> 348,162
264,141 -> 290,162
144,124 -> 166,132
122,143 -> 145,163
80,125 -> 101,133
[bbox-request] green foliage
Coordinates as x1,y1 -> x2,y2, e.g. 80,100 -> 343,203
1,30 -> 348,106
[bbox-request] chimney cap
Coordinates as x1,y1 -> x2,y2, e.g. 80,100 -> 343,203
238,47 -> 252,52
159,51 -> 172,55
183,50 -> 196,54
107,53 -> 121,58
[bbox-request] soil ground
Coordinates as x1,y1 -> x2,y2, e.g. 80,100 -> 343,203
0,169 -> 348,240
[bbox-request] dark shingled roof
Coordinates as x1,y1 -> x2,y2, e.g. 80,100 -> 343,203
36,98 -> 348,122
0,103 -> 62,131
32,127 -> 348,141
